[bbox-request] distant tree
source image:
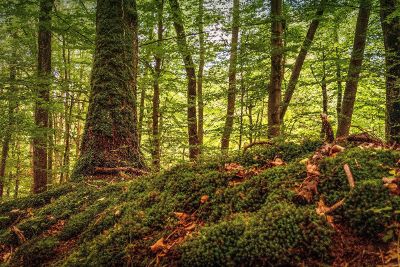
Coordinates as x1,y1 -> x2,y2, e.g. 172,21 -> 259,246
152,0 -> 164,170
197,0 -> 205,149
268,0 -> 284,138
221,0 -> 240,152
72,0 -> 145,178
33,0 -> 54,193
280,0 -> 325,121
337,0 -> 372,137
380,0 -> 400,142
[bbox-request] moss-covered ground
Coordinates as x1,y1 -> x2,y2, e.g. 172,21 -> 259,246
0,141 -> 399,266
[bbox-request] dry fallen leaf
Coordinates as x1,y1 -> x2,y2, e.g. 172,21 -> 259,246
150,238 -> 167,253
200,195 -> 209,204
174,212 -> 190,221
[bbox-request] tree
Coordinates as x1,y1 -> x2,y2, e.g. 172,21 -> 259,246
280,0 -> 325,120
268,0 -> 284,138
169,0 -> 199,160
33,0 -> 54,193
221,0 -> 240,152
380,0 -> 400,142
72,0 -> 145,178
197,0 -> 205,149
337,0 -> 372,137
152,0 -> 164,170
0,49 -> 17,198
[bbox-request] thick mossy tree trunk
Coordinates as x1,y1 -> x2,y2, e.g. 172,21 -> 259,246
280,0 -> 325,120
169,0 -> 199,160
380,0 -> 400,143
221,0 -> 240,153
268,0 -> 284,138
72,0 -> 145,179
337,0 -> 371,137
33,0 -> 53,194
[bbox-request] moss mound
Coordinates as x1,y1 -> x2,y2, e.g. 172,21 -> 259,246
0,141 -> 398,266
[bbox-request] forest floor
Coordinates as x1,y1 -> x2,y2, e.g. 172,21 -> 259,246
0,138 -> 399,266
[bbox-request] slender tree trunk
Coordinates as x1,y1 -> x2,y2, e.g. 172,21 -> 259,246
169,0 -> 199,160
337,0 -> 372,137
280,0 -> 325,120
138,85 -> 145,144
334,24 -> 343,123
14,140 -> 21,199
197,0 -> 205,148
0,57 -> 17,198
48,111 -> 54,185
221,0 -> 240,152
132,0 -> 139,137
238,59 -> 245,150
152,0 -> 163,171
33,0 -> 53,193
380,0 -> 400,142
72,0 -> 145,179
268,0 -> 283,138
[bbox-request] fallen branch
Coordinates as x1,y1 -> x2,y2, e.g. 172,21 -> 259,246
11,226 -> 26,243
316,198 -> 345,215
343,164 -> 355,189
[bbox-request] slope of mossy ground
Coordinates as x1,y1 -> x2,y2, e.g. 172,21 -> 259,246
0,140 -> 399,266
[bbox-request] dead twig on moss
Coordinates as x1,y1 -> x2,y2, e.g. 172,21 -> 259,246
343,164 -> 355,189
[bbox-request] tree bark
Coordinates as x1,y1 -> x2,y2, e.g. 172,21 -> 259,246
169,0 -> 199,160
33,0 -> 53,193
221,0 -> 240,153
0,53 -> 17,198
72,0 -> 145,179
152,0 -> 163,171
337,0 -> 372,137
334,23 -> 343,123
380,0 -> 400,143
268,0 -> 284,138
280,0 -> 325,120
197,0 -> 205,149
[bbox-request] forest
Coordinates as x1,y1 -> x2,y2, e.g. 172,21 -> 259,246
0,0 -> 399,266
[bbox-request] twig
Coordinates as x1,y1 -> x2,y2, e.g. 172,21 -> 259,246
343,164 -> 355,189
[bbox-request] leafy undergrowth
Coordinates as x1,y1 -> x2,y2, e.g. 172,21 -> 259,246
0,140 -> 399,266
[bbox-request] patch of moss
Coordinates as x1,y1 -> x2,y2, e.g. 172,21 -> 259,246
180,202 -> 333,266
319,148 -> 399,205
9,236 -> 59,267
341,180 -> 400,238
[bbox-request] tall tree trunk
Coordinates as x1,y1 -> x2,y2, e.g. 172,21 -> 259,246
138,85 -> 145,144
337,0 -> 372,137
14,140 -> 21,199
152,0 -> 163,171
280,0 -> 325,120
334,24 -> 343,123
0,55 -> 17,198
197,0 -> 205,149
169,0 -> 199,160
72,0 -> 145,179
268,0 -> 284,138
132,0 -> 139,137
33,0 -> 53,193
221,0 -> 240,152
380,0 -> 400,142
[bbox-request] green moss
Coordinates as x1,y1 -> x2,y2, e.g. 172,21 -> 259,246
319,148 -> 399,205
341,180 -> 400,238
0,184 -> 74,214
180,203 -> 332,266
10,236 -> 59,267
